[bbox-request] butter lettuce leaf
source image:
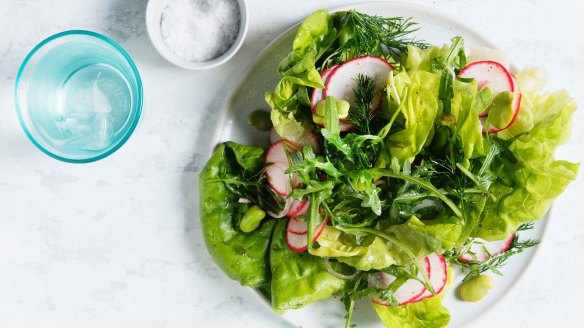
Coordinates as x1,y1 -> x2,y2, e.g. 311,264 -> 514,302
270,220 -> 346,312
266,10 -> 335,140
309,215 -> 463,269
388,216 -> 463,263
373,296 -> 450,328
440,78 -> 487,168
387,70 -> 440,163
309,226 -> 396,270
472,71 -> 579,240
199,143 -> 276,287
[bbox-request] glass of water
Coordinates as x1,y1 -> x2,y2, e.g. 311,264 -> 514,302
15,30 -> 143,163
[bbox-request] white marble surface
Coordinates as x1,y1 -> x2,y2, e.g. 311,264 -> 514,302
0,0 -> 582,327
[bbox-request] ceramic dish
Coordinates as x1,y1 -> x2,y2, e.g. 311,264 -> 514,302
211,2 -> 546,327
146,0 -> 248,70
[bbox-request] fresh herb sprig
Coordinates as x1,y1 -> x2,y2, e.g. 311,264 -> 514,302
323,11 -> 427,67
208,173 -> 286,219
348,74 -> 376,134
445,222 -> 540,282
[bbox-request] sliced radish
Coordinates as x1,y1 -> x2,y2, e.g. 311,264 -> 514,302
370,257 -> 429,306
264,140 -> 301,195
411,253 -> 447,302
459,60 -> 514,118
323,56 -> 392,132
481,74 -> 522,133
285,230 -> 309,252
288,200 -> 309,218
459,234 -> 515,262
265,164 -> 292,197
324,56 -> 393,109
310,66 -> 338,109
266,197 -> 293,219
285,216 -> 329,253
287,216 -> 308,234
265,140 -> 298,167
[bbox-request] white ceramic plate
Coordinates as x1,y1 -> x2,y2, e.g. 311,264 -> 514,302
213,2 -> 547,327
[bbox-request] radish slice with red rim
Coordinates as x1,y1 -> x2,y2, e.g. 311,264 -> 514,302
285,216 -> 329,253
411,253 -> 447,302
266,197 -> 293,219
370,257 -> 429,306
264,140 -> 301,195
323,56 -> 393,132
265,164 -> 292,197
459,234 -> 515,262
265,140 -> 298,168
459,60 -> 514,118
324,56 -> 393,107
288,200 -> 309,218
310,66 -> 338,109
459,60 -> 521,133
286,229 -> 310,252
293,131 -> 321,153
481,74 -> 522,133
287,216 -> 308,234
459,60 -> 514,96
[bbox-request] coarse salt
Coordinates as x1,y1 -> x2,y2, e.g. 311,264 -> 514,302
160,0 -> 241,62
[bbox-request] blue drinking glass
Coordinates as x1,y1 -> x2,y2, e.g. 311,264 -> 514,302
15,30 -> 143,163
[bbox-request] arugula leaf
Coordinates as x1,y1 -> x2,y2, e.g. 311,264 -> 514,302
432,36 -> 466,115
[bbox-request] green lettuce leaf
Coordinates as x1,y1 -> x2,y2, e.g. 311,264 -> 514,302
475,162 -> 578,240
496,68 -> 545,139
372,296 -> 450,328
270,220 -> 346,312
387,70 -> 440,163
472,70 -> 579,240
404,45 -> 448,72
388,216 -> 463,263
199,142 -> 276,287
309,226 -> 396,271
309,215 -> 463,269
266,10 -> 335,140
449,79 -> 487,167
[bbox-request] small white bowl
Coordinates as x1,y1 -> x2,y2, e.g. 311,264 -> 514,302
146,0 -> 248,70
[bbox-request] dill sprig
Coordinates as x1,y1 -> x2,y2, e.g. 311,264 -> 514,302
348,74 -> 376,134
325,11 -> 427,66
445,222 -> 540,282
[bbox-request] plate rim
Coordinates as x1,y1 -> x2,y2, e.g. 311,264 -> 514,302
207,1 -> 550,326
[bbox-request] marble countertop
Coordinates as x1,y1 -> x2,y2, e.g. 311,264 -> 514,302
0,0 -> 582,327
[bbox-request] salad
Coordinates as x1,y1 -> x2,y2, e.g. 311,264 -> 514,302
199,9 -> 578,327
